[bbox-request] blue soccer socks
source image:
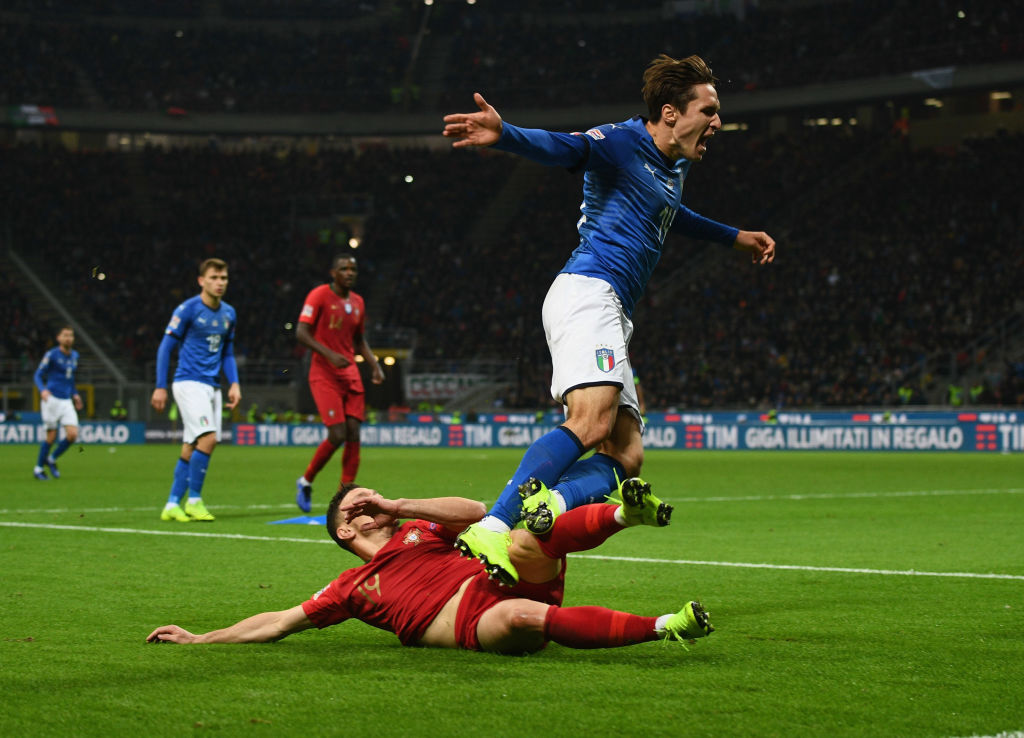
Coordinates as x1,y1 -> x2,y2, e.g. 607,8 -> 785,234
166,457 -> 190,506
188,449 -> 211,497
486,426 -> 585,529
552,453 -> 626,511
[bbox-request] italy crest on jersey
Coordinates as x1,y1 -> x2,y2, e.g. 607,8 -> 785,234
595,347 -> 615,373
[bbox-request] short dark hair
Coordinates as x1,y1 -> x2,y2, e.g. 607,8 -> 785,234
326,482 -> 361,552
642,54 -> 717,122
199,257 -> 228,276
332,254 -> 356,269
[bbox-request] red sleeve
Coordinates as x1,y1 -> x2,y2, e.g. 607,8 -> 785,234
298,286 -> 321,326
301,575 -> 353,628
353,292 -> 367,337
421,520 -> 460,543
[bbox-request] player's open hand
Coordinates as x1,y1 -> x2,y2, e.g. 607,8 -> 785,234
146,624 -> 197,644
442,93 -> 502,149
734,230 -> 776,265
340,489 -> 399,530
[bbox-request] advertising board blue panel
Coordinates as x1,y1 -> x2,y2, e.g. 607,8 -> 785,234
0,421 -> 145,445
231,411 -> 1023,452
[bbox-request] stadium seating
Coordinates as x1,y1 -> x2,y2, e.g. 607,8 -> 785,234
3,1 -> 1022,408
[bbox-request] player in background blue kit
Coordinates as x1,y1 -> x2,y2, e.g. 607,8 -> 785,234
33,326 -> 83,480
443,54 -> 776,584
151,258 -> 242,522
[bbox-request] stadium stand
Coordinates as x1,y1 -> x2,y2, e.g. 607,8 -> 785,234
2,0 -> 1022,410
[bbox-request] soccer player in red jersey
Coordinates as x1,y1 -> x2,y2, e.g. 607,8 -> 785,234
294,255 -> 385,513
146,484 -> 713,653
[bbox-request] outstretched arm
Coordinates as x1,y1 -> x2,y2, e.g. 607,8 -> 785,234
147,605 -> 313,644
341,489 -> 486,532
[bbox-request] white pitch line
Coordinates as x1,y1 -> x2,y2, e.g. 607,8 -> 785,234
0,521 -> 330,545
0,502 -> 300,515
670,487 -> 1024,503
3,521 -> 1023,581
571,553 -> 1024,581
1,487 -> 1021,516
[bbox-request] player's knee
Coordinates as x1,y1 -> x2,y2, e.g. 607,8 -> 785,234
618,446 -> 643,477
65,429 -> 79,443
570,417 -> 616,450
505,608 -> 547,651
509,607 -> 546,633
327,425 -> 346,446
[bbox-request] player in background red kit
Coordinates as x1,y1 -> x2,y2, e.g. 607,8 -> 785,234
146,483 -> 713,653
294,255 -> 385,512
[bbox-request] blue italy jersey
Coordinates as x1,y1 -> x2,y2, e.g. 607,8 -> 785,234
163,295 -> 237,386
494,117 -> 738,315
34,347 -> 79,399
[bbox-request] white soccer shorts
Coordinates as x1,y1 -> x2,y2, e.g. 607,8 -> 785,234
542,272 -> 641,421
41,396 -> 79,430
172,380 -> 223,444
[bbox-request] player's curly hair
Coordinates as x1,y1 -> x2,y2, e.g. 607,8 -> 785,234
642,54 -> 717,122
326,482 -> 361,552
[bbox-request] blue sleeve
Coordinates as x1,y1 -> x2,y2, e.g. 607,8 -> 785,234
71,351 -> 79,395
156,333 -> 180,389
164,302 -> 189,340
221,308 -> 239,384
34,353 -> 49,393
672,205 -> 739,245
492,123 -> 590,169
221,341 -> 239,385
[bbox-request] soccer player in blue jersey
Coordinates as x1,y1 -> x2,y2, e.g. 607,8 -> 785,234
442,54 -> 776,584
32,326 -> 83,480
151,258 -> 242,522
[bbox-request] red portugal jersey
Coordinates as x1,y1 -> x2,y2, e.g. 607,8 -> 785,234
298,284 -> 366,382
301,521 -> 486,645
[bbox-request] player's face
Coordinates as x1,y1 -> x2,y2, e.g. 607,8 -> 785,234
665,84 -> 721,161
57,329 -> 74,350
331,259 -> 358,291
336,487 -> 397,543
198,268 -> 229,301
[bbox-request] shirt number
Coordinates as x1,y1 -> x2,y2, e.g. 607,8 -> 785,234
658,206 -> 676,242
357,574 -> 382,605
206,334 -> 222,353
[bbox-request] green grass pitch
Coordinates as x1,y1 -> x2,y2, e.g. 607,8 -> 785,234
2,444 -> 1023,737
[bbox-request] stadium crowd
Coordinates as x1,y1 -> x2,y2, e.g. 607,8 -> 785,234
4,122 -> 1022,409
3,0 -> 1023,409
4,1 -> 1023,113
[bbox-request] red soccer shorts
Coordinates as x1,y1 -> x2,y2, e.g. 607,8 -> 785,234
309,375 -> 365,425
453,570 -> 565,651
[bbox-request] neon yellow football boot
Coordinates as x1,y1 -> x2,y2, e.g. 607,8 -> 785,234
454,524 -> 517,586
614,477 -> 673,527
661,601 -> 714,642
184,499 -> 215,522
160,504 -> 191,523
518,477 -> 561,535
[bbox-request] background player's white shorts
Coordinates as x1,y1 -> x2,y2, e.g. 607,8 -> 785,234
41,396 -> 79,430
172,380 -> 223,444
542,273 -> 641,425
